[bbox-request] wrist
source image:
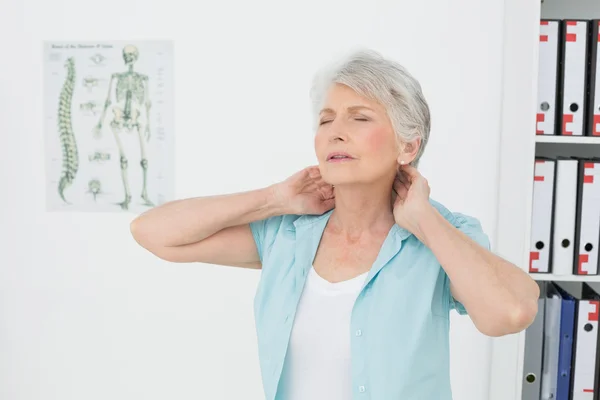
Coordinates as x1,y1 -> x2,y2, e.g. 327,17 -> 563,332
414,203 -> 442,245
263,184 -> 295,216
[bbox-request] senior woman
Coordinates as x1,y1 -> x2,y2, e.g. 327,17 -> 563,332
130,49 -> 540,400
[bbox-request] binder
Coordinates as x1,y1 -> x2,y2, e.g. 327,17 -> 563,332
552,157 -> 579,275
541,283 -> 562,400
554,284 -> 576,400
587,20 -> 600,137
537,19 -> 562,135
575,159 -> 600,275
560,20 -> 589,136
570,283 -> 600,400
530,158 -> 556,273
522,286 -> 546,400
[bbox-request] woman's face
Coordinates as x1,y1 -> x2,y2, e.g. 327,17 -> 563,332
314,83 -> 401,186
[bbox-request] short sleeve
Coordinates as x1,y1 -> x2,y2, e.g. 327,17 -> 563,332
445,212 -> 492,315
249,219 -> 266,263
452,212 -> 491,251
249,215 -> 285,264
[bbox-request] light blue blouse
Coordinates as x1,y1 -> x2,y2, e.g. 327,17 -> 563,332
249,198 -> 491,399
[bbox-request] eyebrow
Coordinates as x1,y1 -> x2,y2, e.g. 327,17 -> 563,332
319,105 -> 375,115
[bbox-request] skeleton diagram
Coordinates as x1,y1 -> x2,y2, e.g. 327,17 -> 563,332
93,45 -> 153,210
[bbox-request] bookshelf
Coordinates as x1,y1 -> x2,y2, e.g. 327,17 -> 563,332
489,0 -> 600,399
535,135 -> 600,144
532,274 -> 600,283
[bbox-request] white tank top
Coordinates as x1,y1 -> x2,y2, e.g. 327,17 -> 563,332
277,265 -> 369,400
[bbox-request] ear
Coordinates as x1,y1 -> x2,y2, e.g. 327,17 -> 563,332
397,138 -> 421,165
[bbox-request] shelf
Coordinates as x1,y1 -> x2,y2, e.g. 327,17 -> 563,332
530,273 -> 600,282
535,135 -> 600,144
490,0 -> 600,399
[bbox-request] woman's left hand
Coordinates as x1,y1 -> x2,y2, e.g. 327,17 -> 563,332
392,164 -> 433,236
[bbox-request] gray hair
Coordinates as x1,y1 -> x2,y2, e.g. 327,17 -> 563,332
309,49 -> 431,167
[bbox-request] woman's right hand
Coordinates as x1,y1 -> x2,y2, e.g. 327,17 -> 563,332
270,166 -> 335,215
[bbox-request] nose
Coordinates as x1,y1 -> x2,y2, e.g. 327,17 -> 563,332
330,134 -> 345,143
328,118 -> 348,143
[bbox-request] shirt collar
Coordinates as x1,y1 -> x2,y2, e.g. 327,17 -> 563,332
290,209 -> 413,241
289,209 -> 412,287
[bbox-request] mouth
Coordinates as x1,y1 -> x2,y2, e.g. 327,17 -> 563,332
326,152 -> 355,162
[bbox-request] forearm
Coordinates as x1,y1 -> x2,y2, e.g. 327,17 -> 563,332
131,185 -> 288,247
416,206 -> 539,335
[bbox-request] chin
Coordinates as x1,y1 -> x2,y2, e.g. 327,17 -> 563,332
321,167 -> 363,186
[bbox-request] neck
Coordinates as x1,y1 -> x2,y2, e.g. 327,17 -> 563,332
328,181 -> 396,236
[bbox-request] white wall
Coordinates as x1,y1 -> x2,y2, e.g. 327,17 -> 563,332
0,0 -> 508,399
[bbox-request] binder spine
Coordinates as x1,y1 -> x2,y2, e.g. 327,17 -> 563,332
556,293 -> 575,400
537,20 -> 562,135
530,158 -> 556,273
571,298 -> 599,399
575,160 -> 600,275
552,159 -> 578,275
587,20 -> 600,136
560,20 -> 589,136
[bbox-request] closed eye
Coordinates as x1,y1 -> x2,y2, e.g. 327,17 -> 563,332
353,114 -> 370,121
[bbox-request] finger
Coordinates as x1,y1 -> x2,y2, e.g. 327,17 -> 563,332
395,173 -> 410,191
324,186 -> 335,199
318,183 -> 335,198
393,176 -> 403,190
305,168 -> 324,182
313,182 -> 334,197
394,181 -> 408,197
394,174 -> 409,191
320,198 -> 336,212
314,177 -> 334,191
312,173 -> 325,183
307,179 -> 325,188
315,178 -> 332,189
394,181 -> 409,199
399,164 -> 420,182
306,166 -> 321,179
305,182 -> 320,191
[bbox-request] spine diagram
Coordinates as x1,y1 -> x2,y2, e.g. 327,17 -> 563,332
57,57 -> 79,203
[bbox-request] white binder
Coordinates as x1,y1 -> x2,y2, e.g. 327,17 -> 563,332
552,158 -> 578,275
536,20 -> 561,135
570,284 -> 600,400
560,20 -> 589,136
530,158 -> 556,273
575,160 -> 600,275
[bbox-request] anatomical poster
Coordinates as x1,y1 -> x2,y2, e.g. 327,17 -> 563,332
43,40 -> 174,213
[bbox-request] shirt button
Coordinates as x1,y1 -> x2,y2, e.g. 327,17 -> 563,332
355,329 -> 362,336
284,315 -> 290,323
358,385 -> 366,393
